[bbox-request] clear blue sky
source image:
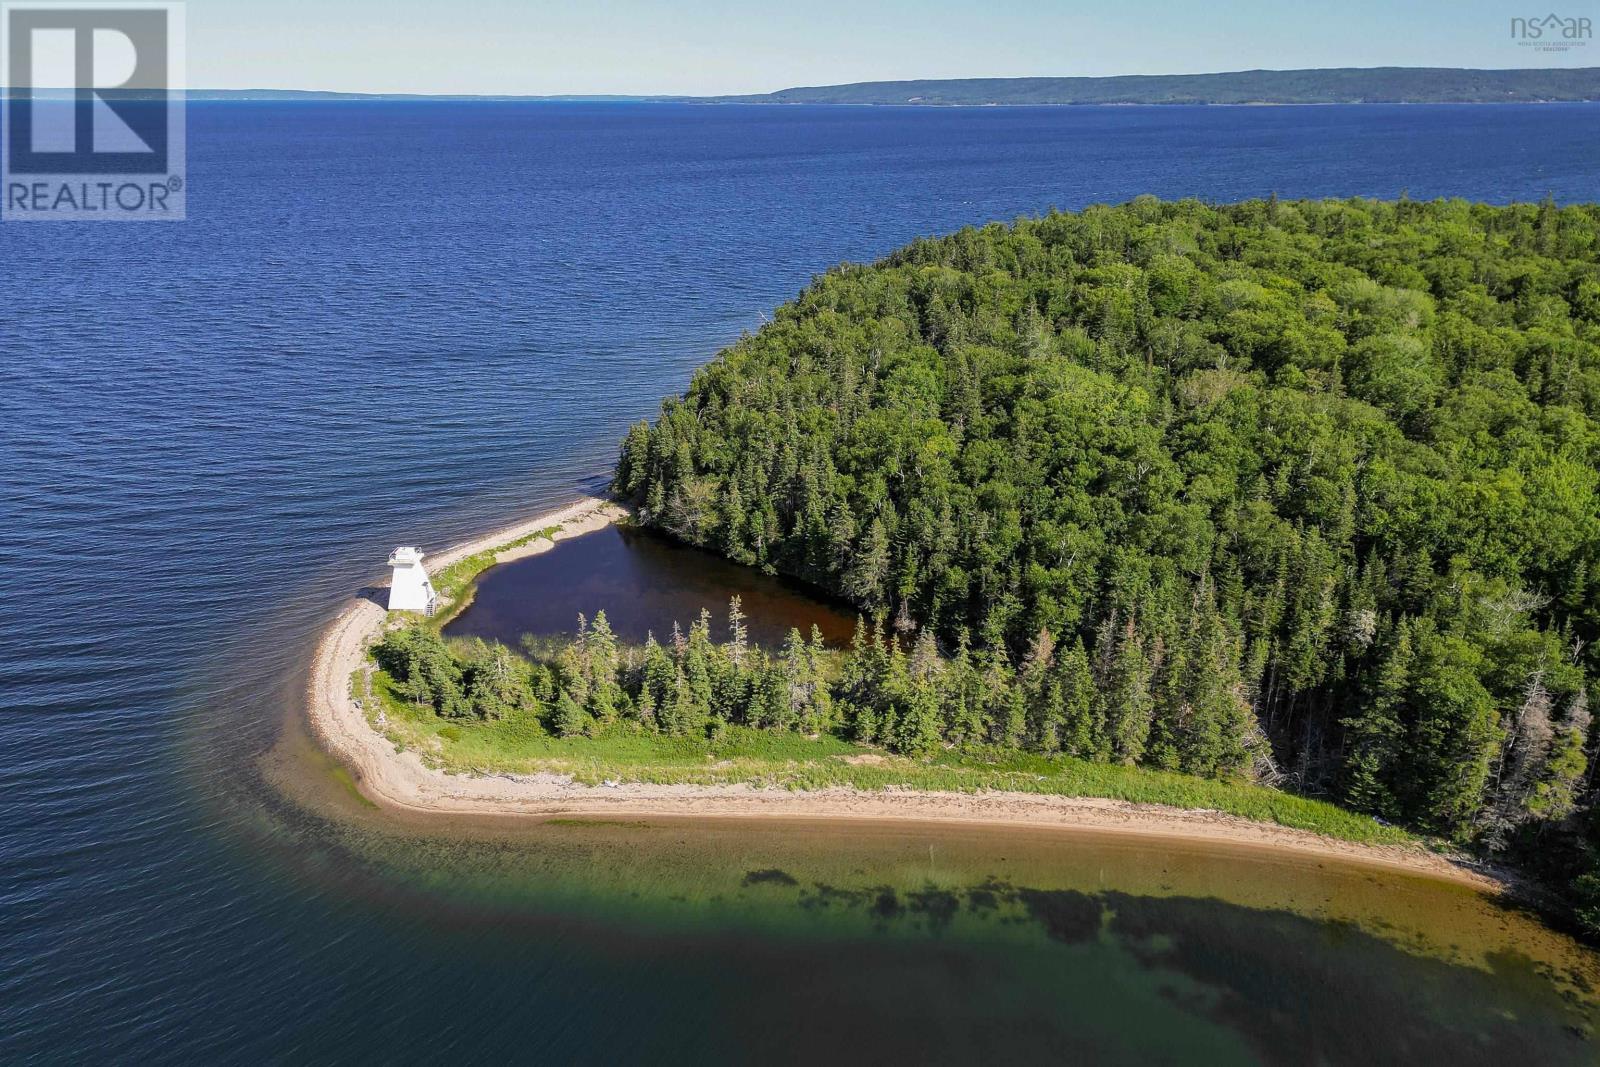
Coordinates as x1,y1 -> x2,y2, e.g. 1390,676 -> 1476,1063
194,0 -> 1600,94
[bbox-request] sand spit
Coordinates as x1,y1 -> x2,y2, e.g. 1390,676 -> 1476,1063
304,495 -> 1503,894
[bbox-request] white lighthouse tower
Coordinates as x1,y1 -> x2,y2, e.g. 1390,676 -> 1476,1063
386,546 -> 438,614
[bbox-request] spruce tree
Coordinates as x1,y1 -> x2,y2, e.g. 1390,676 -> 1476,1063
1105,619 -> 1154,764
1341,623 -> 1412,818
894,683 -> 944,757
1053,638 -> 1099,758
554,690 -> 591,738
845,517 -> 891,611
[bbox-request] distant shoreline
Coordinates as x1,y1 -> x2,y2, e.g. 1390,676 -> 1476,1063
13,65 -> 1600,106
39,97 -> 1600,109
302,495 -> 1504,894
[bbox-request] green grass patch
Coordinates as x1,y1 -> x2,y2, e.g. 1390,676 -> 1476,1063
366,667 -> 1415,848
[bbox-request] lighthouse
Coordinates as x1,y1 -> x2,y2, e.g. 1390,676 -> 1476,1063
386,546 -> 438,614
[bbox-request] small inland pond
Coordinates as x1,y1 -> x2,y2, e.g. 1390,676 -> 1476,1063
443,523 -> 859,647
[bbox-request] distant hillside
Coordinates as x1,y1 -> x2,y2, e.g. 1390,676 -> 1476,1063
0,89 -> 692,102
168,90 -> 686,102
9,67 -> 1598,106
724,67 -> 1600,105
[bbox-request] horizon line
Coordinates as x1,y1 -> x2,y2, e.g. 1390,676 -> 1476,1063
4,63 -> 1598,100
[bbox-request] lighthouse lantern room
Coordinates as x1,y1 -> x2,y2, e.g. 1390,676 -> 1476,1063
386,546 -> 438,614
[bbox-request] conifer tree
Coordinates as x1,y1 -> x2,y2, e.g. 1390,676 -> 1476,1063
465,643 -> 523,721
641,633 -> 676,729
1530,692 -> 1591,821
1176,587 -> 1253,777
1341,623 -> 1412,818
845,517 -> 892,611
1482,670 -> 1556,846
936,629 -> 983,744
726,596 -> 749,667
682,609 -> 716,717
554,690 -> 591,738
1105,619 -> 1154,764
1404,630 -> 1502,839
1018,628 -> 1060,749
894,681 -> 945,757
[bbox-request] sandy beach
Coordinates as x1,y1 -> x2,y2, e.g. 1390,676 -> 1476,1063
304,496 -> 1504,893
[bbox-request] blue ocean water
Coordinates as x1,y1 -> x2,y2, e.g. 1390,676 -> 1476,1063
2,102 -> 1598,1062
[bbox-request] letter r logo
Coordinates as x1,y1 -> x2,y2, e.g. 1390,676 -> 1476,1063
4,5 -> 169,173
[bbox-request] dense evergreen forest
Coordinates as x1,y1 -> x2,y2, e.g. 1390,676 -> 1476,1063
604,198 -> 1600,919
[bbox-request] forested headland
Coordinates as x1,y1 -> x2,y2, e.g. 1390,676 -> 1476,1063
604,198 -> 1600,923
722,67 -> 1600,106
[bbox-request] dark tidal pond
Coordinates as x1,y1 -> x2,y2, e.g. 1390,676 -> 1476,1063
443,523 -> 860,648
